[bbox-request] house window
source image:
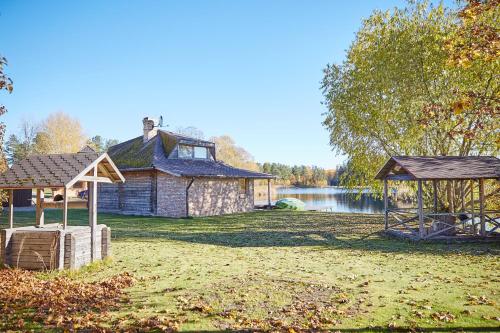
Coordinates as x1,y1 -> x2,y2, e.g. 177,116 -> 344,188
239,179 -> 248,195
179,145 -> 209,159
178,145 -> 193,158
194,146 -> 208,159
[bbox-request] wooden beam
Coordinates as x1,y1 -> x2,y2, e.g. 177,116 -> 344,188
97,162 -> 113,180
385,174 -> 415,181
432,180 -> 438,213
63,187 -> 68,229
8,189 -> 13,229
447,181 -> 454,213
460,180 -> 465,212
267,179 -> 271,208
65,153 -> 125,189
479,178 -> 485,236
36,189 -> 44,227
384,179 -> 389,230
470,179 -> 475,234
42,200 -> 87,209
79,176 -> 113,183
101,153 -> 125,183
417,180 -> 425,239
89,167 -> 98,261
387,212 -> 419,235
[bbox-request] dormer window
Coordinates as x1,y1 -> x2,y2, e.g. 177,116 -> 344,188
178,145 -> 193,158
194,146 -> 208,159
178,144 -> 209,159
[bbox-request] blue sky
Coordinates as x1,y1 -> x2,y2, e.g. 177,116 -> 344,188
2,0 -> 431,168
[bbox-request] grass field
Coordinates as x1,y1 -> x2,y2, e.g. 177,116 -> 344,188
1,209 -> 499,332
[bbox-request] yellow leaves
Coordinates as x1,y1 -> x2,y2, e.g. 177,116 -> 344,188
451,98 -> 472,114
0,269 -> 135,331
335,292 -> 350,304
466,294 -> 495,306
36,112 -> 88,154
430,311 -> 456,322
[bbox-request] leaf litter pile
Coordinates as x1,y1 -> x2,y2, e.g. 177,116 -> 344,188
0,269 -> 179,332
173,274 -> 367,332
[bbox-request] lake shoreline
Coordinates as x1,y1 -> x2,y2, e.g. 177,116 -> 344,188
264,186 -> 412,214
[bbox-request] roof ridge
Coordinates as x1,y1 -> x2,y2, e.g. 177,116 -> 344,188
22,152 -> 99,158
158,129 -> 214,144
393,155 -> 497,158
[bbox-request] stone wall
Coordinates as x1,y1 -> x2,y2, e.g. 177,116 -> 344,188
156,172 -> 187,217
188,178 -> 254,216
99,170 -> 255,217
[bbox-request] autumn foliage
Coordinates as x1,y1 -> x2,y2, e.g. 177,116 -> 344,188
0,269 -> 135,331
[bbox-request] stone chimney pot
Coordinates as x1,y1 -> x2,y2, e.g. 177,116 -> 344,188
143,117 -> 159,142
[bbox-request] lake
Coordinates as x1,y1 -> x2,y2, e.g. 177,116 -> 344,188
273,187 -> 408,214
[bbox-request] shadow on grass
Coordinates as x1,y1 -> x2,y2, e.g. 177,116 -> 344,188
2,209 -> 499,255
180,327 -> 500,333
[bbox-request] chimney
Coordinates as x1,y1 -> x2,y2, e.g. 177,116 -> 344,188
143,117 -> 158,142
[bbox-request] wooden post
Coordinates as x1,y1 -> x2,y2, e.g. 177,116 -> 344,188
417,180 -> 425,239
267,179 -> 271,208
446,181 -> 454,213
470,179 -> 475,234
63,187 -> 68,229
89,167 -> 98,261
383,178 -> 388,230
432,180 -> 438,213
8,189 -> 13,229
460,180 -> 465,212
36,188 -> 44,227
479,178 -> 485,236
56,230 -> 65,270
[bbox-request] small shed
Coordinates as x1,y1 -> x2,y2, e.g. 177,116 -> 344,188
375,156 -> 500,240
0,151 -> 124,269
1,189 -> 32,207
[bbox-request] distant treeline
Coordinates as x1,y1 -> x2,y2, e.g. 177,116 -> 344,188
259,162 -> 344,187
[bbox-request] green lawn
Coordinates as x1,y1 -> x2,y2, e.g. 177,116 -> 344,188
1,209 -> 500,332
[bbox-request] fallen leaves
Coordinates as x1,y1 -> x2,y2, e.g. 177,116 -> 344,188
335,293 -> 350,304
0,268 -> 134,331
127,316 -> 181,332
173,276 -> 364,333
466,294 -> 496,306
430,311 -> 456,323
0,268 -> 187,332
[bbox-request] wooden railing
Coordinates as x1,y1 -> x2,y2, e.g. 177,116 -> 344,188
386,209 -> 500,240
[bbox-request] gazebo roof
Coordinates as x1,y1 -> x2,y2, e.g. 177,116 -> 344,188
0,152 -> 125,189
375,156 -> 500,181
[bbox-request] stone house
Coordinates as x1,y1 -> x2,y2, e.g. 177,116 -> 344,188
98,117 -> 274,217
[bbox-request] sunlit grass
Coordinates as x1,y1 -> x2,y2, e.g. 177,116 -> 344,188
2,209 -> 499,331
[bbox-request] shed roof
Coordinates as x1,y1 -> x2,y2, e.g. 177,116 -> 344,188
108,130 -> 274,179
0,152 -> 125,189
375,156 -> 500,180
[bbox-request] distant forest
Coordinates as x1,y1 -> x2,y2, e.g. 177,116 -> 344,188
259,162 -> 345,187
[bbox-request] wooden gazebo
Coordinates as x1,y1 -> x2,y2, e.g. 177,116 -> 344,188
0,150 -> 124,269
375,156 -> 500,240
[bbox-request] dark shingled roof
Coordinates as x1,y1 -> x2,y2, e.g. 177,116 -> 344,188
0,152 -> 100,188
108,130 -> 274,179
375,156 -> 500,180
154,158 -> 273,178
